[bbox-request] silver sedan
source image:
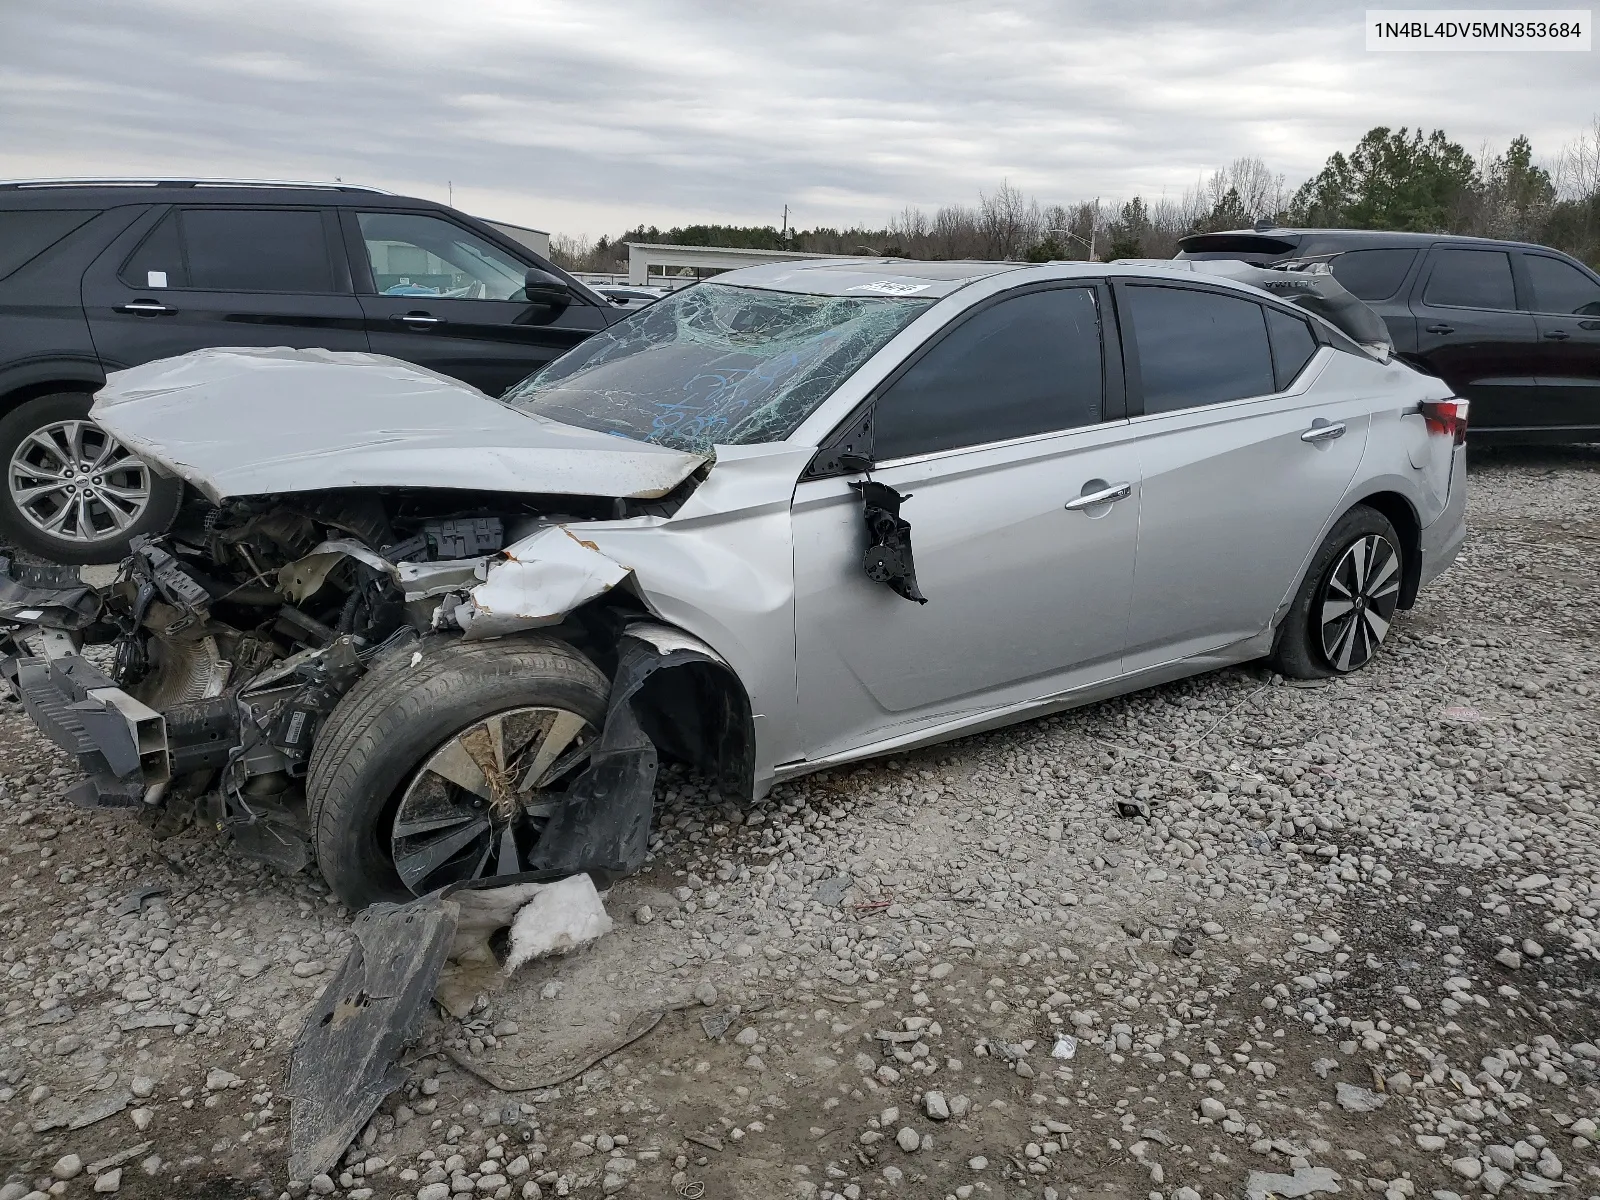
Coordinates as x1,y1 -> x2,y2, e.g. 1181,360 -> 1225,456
0,258 -> 1467,907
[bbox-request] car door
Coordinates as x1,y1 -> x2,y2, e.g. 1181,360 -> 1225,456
1407,245 -> 1539,433
344,209 -> 608,396
1517,250 -> 1600,436
790,283 -> 1141,761
1114,281 -> 1372,672
81,205 -> 369,368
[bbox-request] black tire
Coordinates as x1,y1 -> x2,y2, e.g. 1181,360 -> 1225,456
0,392 -> 183,563
308,636 -> 610,909
1271,505 -> 1403,680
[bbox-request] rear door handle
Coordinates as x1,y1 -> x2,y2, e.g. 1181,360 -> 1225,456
393,312 -> 444,327
1544,329 -> 1571,341
1301,422 -> 1347,444
117,300 -> 173,315
1424,323 -> 1455,334
1064,481 -> 1132,511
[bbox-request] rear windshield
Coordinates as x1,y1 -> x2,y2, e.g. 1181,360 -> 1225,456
0,209 -> 100,280
503,282 -> 933,454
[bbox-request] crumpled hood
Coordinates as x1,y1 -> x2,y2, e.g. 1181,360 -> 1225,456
92,347 -> 708,504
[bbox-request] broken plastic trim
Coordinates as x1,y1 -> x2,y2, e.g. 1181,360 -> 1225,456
852,480 -> 927,604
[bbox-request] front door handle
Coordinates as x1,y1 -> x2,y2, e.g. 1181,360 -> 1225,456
1301,421 -> 1347,444
117,300 -> 172,315
1064,481 -> 1132,511
1424,323 -> 1455,335
1544,329 -> 1571,341
393,312 -> 444,327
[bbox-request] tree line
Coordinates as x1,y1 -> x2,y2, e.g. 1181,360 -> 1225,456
551,121 -> 1600,273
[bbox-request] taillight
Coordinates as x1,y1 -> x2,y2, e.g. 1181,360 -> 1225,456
1420,398 -> 1469,446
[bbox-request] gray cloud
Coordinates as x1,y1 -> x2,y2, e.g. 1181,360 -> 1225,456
1,0 -> 1593,236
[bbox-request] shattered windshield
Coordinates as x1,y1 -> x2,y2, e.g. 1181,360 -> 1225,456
502,282 -> 933,454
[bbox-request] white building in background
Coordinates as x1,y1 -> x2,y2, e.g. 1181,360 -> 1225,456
481,218 -> 551,260
623,242 -> 858,287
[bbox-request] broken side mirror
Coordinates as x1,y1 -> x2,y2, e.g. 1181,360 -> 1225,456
524,268 -> 574,307
851,480 -> 927,605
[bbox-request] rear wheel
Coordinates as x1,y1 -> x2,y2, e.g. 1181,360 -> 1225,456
1272,506 -> 1403,679
308,637 -> 610,909
0,392 -> 182,563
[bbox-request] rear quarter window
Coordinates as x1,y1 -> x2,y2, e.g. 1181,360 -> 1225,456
0,209 -> 101,280
1329,248 -> 1418,301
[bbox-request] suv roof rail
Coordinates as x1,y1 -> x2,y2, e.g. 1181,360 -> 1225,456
0,177 -> 394,193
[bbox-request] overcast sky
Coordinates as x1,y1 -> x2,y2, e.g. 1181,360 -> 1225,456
2,0 -> 1595,238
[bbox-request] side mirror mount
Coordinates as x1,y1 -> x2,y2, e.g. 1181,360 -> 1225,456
524,268 -> 575,307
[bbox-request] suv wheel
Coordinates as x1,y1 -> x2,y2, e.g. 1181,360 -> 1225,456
0,393 -> 183,563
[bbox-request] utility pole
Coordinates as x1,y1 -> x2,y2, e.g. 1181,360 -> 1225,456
448,180 -> 453,207
781,204 -> 789,239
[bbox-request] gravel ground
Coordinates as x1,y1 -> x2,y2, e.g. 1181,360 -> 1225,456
1,446 -> 1598,1200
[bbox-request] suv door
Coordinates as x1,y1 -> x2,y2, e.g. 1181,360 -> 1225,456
1326,246 -> 1423,355
1407,245 -> 1538,434
344,210 -> 608,396
81,206 -> 368,368
1517,250 -> 1600,438
1115,282 -> 1372,671
791,284 -> 1141,761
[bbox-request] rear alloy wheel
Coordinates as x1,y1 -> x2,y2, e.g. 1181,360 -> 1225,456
390,705 -> 596,895
0,393 -> 182,563
1271,505 -> 1404,680
1316,533 -> 1400,672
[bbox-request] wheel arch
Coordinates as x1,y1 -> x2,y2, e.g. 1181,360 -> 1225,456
1347,489 -> 1423,609
0,363 -> 105,414
614,620 -> 758,802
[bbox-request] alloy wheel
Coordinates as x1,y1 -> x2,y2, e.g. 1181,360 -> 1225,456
389,705 -> 596,895
7,419 -> 153,544
1318,533 -> 1400,672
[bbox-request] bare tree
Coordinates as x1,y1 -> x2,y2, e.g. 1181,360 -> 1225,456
978,181 -> 1043,260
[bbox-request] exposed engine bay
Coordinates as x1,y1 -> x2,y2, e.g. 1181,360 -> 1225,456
0,483 -> 744,893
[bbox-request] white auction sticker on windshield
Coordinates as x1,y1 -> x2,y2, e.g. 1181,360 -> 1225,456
846,281 -> 931,295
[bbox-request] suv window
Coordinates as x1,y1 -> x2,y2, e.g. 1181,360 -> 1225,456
1524,254 -> 1600,316
356,212 -> 528,300
1329,248 -> 1417,301
1125,285 -> 1274,413
0,209 -> 100,280
121,209 -> 337,293
872,286 -> 1103,460
1423,248 -> 1516,311
1265,307 -> 1319,390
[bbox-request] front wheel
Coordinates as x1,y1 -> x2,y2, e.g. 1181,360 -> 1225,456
0,392 -> 183,563
307,637 -> 611,909
1272,506 -> 1403,679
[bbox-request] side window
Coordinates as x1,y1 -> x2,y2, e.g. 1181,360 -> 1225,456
872,287 -> 1103,460
1329,248 -> 1417,301
1265,307 -> 1319,390
356,212 -> 528,300
121,208 -> 336,292
1125,285 -> 1274,413
0,209 -> 100,280
121,211 -> 186,288
1422,249 -> 1516,311
1524,254 -> 1600,316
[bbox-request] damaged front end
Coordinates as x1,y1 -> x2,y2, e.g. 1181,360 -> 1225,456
0,480 -> 749,893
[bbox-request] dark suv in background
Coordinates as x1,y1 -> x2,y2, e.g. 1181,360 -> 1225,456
0,179 -> 623,561
1177,227 -> 1600,445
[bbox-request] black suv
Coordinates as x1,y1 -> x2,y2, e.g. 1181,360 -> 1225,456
1177,227 -> 1600,445
0,179 -> 625,561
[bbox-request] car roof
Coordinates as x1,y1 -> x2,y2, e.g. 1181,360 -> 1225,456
1182,227 -> 1561,254
0,179 -> 452,210
712,257 -> 1040,298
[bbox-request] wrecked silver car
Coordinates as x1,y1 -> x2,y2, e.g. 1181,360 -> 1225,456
0,258 -> 1468,908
